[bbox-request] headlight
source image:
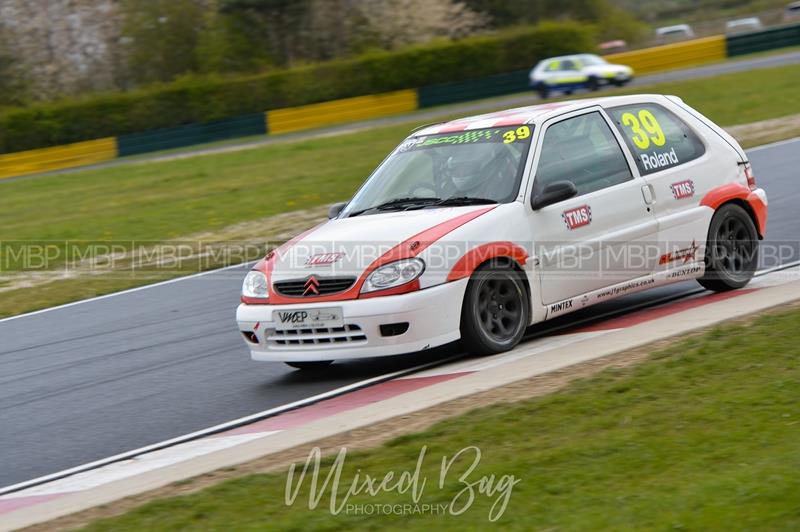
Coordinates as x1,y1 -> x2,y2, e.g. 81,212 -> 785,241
242,271 -> 269,299
361,258 -> 425,293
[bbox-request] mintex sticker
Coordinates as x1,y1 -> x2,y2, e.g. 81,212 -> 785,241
670,179 -> 695,200
562,205 -> 592,230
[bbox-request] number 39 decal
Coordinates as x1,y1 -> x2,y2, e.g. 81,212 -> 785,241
621,110 -> 666,150
503,126 -> 531,144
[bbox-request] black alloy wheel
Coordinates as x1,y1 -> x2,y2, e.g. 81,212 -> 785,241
698,203 -> 759,291
461,263 -> 529,356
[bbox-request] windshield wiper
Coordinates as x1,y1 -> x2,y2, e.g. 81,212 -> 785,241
348,196 -> 498,217
348,197 -> 442,217
429,197 -> 498,207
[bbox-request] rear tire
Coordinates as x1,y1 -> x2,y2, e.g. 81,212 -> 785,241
285,360 -> 334,370
698,204 -> 758,292
460,262 -> 529,356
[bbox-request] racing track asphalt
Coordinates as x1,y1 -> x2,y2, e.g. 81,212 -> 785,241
1,139 -> 799,488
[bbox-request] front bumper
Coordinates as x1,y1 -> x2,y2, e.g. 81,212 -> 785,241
603,72 -> 633,84
236,278 -> 468,362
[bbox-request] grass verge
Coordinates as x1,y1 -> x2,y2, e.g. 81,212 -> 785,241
1,63 -> 800,318
77,304 -> 800,531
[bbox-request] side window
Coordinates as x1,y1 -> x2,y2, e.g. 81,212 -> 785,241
535,112 -> 633,198
545,61 -> 561,72
561,59 -> 578,71
607,103 -> 705,175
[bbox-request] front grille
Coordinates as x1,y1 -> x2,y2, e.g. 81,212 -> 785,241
273,276 -> 356,297
266,324 -> 367,348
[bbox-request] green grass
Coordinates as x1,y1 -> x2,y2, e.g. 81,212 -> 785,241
81,306 -> 800,531
1,63 -> 800,317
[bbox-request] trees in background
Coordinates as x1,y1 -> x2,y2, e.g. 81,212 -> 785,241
463,0 -> 647,42
218,0 -> 310,67
0,34 -> 26,107
119,0 -> 212,85
3,0 -> 650,102
117,0 -> 643,88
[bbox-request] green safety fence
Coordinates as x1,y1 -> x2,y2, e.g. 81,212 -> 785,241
726,23 -> 800,56
117,113 -> 267,157
418,70 -> 530,108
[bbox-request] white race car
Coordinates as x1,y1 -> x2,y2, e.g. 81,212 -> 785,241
529,54 -> 633,99
237,95 -> 767,369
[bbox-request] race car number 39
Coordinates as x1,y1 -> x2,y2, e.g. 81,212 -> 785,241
273,307 -> 344,330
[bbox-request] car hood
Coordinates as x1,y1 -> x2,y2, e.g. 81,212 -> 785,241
265,205 -> 494,282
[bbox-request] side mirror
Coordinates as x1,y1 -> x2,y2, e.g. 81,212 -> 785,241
531,181 -> 578,210
328,201 -> 348,219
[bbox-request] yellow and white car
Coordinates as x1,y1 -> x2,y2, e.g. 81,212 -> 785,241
529,54 -> 634,99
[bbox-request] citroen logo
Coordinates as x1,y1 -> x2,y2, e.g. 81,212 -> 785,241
303,276 -> 320,296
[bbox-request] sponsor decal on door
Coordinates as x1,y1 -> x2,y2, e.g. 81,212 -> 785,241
562,205 -> 592,230
670,179 -> 695,200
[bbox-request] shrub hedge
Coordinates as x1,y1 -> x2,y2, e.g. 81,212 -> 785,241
0,22 -> 593,153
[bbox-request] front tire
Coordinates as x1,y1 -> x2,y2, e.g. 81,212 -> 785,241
698,204 -> 759,292
285,360 -> 333,370
537,83 -> 550,99
587,77 -> 600,91
460,263 -> 529,356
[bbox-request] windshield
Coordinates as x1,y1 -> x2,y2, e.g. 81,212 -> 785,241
578,54 -> 607,66
344,125 -> 534,216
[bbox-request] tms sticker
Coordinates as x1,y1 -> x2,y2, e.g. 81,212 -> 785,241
562,205 -> 592,230
670,179 -> 695,200
659,240 -> 699,265
550,299 -> 573,314
305,252 -> 345,267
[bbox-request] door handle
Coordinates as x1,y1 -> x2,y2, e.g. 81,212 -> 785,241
641,184 -> 655,205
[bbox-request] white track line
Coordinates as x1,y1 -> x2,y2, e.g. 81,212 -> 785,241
0,432 -> 276,499
0,260 -> 255,325
0,353 -> 459,496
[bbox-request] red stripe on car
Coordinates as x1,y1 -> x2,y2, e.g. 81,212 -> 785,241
447,241 -> 529,281
700,183 -> 767,237
241,223 -> 325,305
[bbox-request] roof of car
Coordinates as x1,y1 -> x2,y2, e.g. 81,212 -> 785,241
656,24 -> 692,33
539,53 -> 597,63
414,95 -> 667,136
727,17 -> 760,25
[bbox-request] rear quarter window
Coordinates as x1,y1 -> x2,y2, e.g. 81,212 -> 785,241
607,103 -> 705,175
